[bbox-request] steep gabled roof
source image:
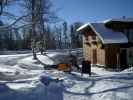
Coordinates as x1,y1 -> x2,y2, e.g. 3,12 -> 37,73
77,23 -> 128,44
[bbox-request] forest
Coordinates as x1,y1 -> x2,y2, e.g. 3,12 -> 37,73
0,0 -> 82,51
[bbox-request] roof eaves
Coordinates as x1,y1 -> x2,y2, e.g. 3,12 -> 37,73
76,22 -> 90,32
88,23 -> 105,44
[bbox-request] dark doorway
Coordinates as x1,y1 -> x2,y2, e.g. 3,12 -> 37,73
120,49 -> 127,69
93,49 -> 97,64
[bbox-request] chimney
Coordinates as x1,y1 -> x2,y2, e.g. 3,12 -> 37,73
122,16 -> 126,19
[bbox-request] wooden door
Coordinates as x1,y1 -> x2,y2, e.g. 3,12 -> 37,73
120,49 -> 127,69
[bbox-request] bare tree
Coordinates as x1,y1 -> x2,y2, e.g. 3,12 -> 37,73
31,0 -> 37,59
0,0 -> 7,15
0,0 -> 59,52
70,22 -> 83,48
21,0 -> 58,58
62,21 -> 68,49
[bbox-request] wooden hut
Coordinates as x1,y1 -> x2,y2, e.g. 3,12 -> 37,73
77,18 -> 133,69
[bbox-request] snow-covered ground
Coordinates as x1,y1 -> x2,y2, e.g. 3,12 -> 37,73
0,50 -> 133,100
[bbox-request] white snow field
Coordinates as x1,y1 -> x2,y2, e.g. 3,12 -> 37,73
0,50 -> 133,100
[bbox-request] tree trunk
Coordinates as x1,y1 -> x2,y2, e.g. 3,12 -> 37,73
32,0 -> 37,60
32,39 -> 37,59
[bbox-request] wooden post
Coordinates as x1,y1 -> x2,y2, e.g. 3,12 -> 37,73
117,53 -> 120,71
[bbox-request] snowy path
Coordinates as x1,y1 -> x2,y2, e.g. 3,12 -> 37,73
36,69 -> 133,100
63,73 -> 133,100
0,53 -> 32,66
0,51 -> 133,100
0,53 -> 43,82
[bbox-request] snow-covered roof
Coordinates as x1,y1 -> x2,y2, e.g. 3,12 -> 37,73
77,23 -> 128,44
104,18 -> 133,23
76,22 -> 90,32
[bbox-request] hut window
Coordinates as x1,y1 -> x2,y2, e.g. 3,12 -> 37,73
124,29 -> 133,43
92,36 -> 96,40
124,29 -> 130,39
129,29 -> 133,43
129,50 -> 133,58
84,36 -> 88,41
84,32 -> 89,41
85,42 -> 91,46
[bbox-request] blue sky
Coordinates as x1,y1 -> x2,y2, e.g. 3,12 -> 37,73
52,0 -> 133,24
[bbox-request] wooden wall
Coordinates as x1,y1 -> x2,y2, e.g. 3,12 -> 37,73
82,29 -> 122,67
105,45 -> 120,67
82,24 -> 133,68
83,36 -> 92,61
83,34 -> 105,66
97,48 -> 105,66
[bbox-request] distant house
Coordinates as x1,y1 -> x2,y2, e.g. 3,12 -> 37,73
77,18 -> 133,69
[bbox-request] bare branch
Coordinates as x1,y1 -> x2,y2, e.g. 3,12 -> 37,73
0,13 -> 30,30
